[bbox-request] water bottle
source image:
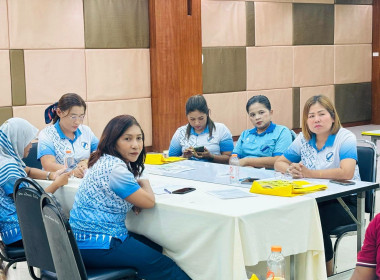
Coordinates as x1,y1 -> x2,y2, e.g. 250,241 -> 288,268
64,150 -> 75,171
229,154 -> 240,184
267,246 -> 285,280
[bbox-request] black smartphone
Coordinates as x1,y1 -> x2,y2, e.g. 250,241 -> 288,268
240,178 -> 259,184
172,187 -> 196,194
194,146 -> 205,153
329,179 -> 356,186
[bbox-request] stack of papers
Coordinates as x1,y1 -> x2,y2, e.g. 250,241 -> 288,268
207,189 -> 256,199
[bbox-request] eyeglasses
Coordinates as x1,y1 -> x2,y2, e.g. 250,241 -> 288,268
66,115 -> 85,122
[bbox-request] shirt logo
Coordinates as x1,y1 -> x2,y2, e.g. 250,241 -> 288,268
326,152 -> 334,162
82,142 -> 89,150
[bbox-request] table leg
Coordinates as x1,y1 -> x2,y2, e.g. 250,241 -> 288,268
290,255 -> 295,280
357,192 -> 365,252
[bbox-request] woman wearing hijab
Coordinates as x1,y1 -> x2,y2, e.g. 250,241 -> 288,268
0,118 -> 70,251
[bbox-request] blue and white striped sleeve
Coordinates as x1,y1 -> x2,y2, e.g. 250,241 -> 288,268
37,129 -> 56,159
89,130 -> 99,153
168,129 -> 183,157
283,134 -> 302,163
218,124 -> 234,153
109,163 -> 140,199
339,133 -> 358,161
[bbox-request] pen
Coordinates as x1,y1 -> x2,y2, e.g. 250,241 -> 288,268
164,188 -> 172,194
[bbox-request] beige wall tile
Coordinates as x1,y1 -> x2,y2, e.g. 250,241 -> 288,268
293,0 -> 334,4
255,2 -> 292,46
0,0 -> 9,49
204,92 -> 247,136
299,85 -> 334,122
335,44 -> 372,84
0,51 -> 11,106
24,50 -> 86,105
87,99 -> 152,146
247,88 -> 293,129
246,0 -> 292,3
202,1 -> 246,47
335,5 -> 372,44
247,46 -> 293,90
294,46 -> 334,87
8,0 -> 84,49
86,49 -> 151,102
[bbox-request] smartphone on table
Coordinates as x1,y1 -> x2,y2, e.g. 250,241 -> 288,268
240,177 -> 259,185
329,179 -> 356,186
172,187 -> 196,194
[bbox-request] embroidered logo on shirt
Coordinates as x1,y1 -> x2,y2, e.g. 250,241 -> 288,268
326,152 -> 334,162
82,142 -> 89,150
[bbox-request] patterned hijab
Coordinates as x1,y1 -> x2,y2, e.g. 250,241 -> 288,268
0,118 -> 38,186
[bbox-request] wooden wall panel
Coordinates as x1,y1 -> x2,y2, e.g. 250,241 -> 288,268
149,0 -> 202,152
373,0 -> 380,123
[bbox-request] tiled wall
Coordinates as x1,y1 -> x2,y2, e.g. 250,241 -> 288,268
202,0 -> 373,135
0,0 -> 152,146
0,0 -> 373,146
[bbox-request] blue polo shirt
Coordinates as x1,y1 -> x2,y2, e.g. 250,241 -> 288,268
37,120 -> 98,165
283,128 -> 360,180
168,122 -> 234,161
233,122 -> 292,159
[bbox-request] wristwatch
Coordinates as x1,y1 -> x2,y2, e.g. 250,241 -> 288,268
46,172 -> 51,180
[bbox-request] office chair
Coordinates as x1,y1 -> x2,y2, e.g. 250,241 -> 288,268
40,193 -> 137,280
23,142 -> 42,169
0,241 -> 26,274
14,177 -> 57,279
330,139 -> 377,274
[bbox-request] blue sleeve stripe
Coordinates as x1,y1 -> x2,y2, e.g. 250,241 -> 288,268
37,149 -> 56,159
283,149 -> 301,163
168,134 -> 183,157
219,139 -> 234,152
340,140 -> 358,161
90,138 -> 99,153
272,152 -> 283,156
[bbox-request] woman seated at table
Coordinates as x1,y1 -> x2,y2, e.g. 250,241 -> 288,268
0,118 -> 70,249
38,93 -> 99,178
274,95 -> 360,276
69,115 -> 191,280
168,94 -> 234,163
233,95 -> 292,169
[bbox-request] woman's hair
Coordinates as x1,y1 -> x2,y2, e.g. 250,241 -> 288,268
246,95 -> 271,113
88,115 -> 146,177
48,93 -> 87,124
302,95 -> 341,141
185,95 -> 215,139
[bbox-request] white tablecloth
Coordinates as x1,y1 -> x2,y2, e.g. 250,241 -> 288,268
37,175 -> 327,280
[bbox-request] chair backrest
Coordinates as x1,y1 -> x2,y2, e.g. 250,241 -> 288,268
40,193 -> 87,280
13,177 -> 56,273
23,142 -> 42,169
356,140 -> 377,217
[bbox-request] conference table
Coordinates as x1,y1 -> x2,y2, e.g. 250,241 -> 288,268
36,160 -> 379,280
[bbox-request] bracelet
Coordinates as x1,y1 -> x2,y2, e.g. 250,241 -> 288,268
46,172 -> 51,180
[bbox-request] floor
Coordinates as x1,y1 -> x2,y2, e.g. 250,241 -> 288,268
3,124 -> 380,280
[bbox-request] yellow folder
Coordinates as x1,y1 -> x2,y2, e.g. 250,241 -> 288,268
249,180 -> 327,197
145,154 -> 186,165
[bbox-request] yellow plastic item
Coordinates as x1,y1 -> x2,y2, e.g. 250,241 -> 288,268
145,154 -> 186,165
250,274 -> 259,280
249,180 -> 327,197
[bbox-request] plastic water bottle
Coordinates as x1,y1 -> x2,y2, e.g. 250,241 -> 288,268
267,246 -> 285,280
64,150 -> 75,170
229,154 -> 240,184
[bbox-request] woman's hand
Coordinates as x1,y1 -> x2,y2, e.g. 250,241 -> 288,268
287,163 -> 311,179
73,165 -> 87,178
182,147 -> 194,158
193,147 -> 213,160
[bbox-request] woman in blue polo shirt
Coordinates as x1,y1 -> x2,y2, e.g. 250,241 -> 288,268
0,118 -> 69,249
233,95 -> 292,169
168,94 -> 234,164
274,95 -> 360,276
69,115 -> 190,280
38,93 -> 99,178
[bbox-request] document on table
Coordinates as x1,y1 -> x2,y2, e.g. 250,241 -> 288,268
207,189 -> 257,199
145,164 -> 195,175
